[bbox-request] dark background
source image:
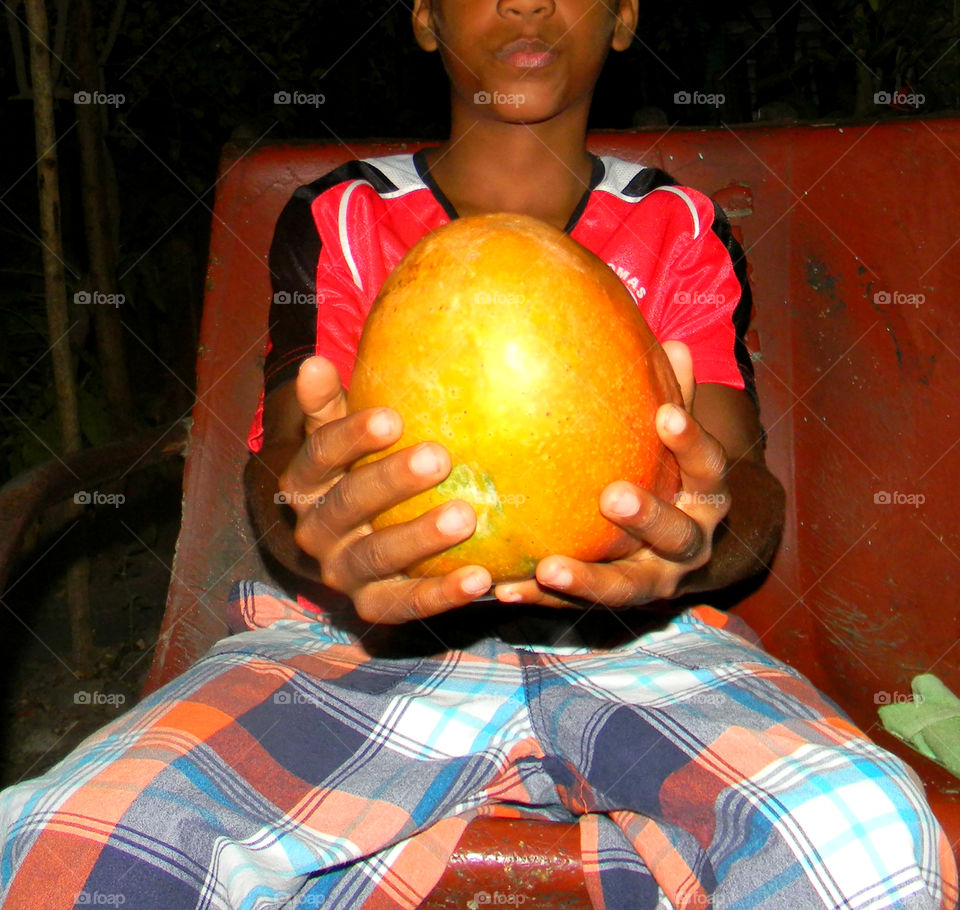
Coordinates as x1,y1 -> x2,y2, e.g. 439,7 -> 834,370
2,0 -> 959,479
0,0 -> 957,783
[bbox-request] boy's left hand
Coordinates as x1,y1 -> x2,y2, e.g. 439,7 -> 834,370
493,341 -> 731,608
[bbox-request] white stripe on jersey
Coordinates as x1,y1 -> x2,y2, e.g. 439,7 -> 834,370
653,185 -> 701,239
338,181 -> 365,291
594,155 -> 649,200
359,153 -> 428,199
338,156 -> 428,292
595,155 -> 701,239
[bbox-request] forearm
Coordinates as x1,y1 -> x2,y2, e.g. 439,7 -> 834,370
243,446 -> 325,583
676,458 -> 786,596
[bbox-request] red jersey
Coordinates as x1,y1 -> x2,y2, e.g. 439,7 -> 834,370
248,150 -> 755,452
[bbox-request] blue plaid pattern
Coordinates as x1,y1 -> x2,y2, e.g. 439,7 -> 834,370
0,581 -> 956,909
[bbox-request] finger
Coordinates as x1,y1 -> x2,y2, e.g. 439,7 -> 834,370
297,356 -> 349,435
661,340 -> 695,410
281,406 -> 403,498
352,566 -> 493,624
493,571 -> 593,609
495,555 -> 662,609
295,440 -> 452,552
656,403 -> 729,500
592,406 -> 729,562
601,483 -> 706,562
328,499 -> 481,592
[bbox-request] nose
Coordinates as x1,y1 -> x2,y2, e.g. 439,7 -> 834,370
497,0 -> 555,19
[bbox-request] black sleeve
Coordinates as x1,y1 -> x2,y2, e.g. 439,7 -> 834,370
624,167 -> 758,409
262,186 -> 322,397
709,201 -> 758,410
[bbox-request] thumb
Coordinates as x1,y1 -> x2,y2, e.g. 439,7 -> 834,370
661,340 -> 695,411
297,356 -> 348,435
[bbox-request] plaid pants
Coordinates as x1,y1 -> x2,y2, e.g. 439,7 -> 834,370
1,581 -> 956,909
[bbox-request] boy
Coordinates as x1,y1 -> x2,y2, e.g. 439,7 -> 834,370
1,0 -> 956,908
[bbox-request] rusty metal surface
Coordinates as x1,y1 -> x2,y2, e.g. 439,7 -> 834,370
421,819 -> 588,909
144,121 -> 960,878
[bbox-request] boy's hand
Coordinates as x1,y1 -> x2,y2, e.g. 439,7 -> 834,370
492,341 -> 732,608
276,357 -> 493,623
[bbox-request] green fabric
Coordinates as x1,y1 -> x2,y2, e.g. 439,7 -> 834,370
878,673 -> 960,780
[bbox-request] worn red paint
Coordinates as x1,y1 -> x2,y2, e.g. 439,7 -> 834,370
144,121 -> 960,879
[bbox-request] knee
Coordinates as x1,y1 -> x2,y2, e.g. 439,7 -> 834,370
717,740 -> 957,908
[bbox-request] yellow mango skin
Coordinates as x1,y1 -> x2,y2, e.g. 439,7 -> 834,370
346,213 -> 682,583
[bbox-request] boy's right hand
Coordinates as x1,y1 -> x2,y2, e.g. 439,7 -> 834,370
276,356 -> 493,623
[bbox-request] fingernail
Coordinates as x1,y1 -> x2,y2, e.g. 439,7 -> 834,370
436,503 -> 469,535
410,444 -> 442,476
545,565 -> 573,588
462,572 -> 490,596
497,587 -> 522,602
368,409 -> 395,437
662,404 -> 686,435
606,488 -> 639,517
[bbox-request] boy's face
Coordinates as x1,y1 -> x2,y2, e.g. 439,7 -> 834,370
412,0 -> 638,125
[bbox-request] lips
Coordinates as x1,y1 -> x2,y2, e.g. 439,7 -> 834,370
496,38 -> 558,69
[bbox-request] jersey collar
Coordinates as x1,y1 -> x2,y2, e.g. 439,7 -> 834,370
413,147 -> 604,235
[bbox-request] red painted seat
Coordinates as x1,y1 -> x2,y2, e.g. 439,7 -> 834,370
143,122 -> 960,894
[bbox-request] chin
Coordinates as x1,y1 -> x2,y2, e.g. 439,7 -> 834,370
489,102 -> 557,125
